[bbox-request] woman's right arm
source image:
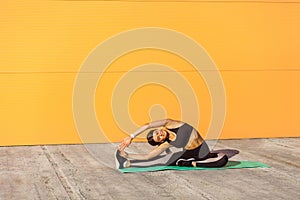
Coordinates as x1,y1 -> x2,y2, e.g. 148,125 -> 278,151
132,118 -> 174,137
118,119 -> 174,151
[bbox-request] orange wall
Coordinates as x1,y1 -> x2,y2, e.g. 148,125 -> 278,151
0,0 -> 299,145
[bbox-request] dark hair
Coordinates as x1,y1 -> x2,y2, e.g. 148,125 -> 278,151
147,130 -> 161,146
147,129 -> 170,146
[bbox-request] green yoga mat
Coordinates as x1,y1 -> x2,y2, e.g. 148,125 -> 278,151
119,161 -> 270,173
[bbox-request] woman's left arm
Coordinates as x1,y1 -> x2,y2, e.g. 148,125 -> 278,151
120,142 -> 171,160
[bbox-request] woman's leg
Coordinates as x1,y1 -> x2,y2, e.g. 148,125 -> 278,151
194,153 -> 228,167
116,141 -> 227,168
129,151 -> 186,168
176,142 -> 229,168
177,153 -> 228,168
197,141 -> 211,159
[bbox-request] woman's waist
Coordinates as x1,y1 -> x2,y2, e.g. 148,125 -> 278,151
184,138 -> 204,150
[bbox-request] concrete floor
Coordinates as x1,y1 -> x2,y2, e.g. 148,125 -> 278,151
0,138 -> 299,200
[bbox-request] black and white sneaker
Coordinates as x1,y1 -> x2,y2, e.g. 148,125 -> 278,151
115,150 -> 127,169
176,158 -> 195,167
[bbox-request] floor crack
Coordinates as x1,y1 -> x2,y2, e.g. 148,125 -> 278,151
41,145 -> 82,200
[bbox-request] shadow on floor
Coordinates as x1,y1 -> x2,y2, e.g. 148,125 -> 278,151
211,149 -> 240,159
225,161 -> 242,167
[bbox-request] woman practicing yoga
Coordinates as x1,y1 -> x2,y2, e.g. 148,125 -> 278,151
116,119 -> 228,169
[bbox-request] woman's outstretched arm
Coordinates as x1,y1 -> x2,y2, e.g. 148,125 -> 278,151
118,119 -> 175,151
120,142 -> 170,160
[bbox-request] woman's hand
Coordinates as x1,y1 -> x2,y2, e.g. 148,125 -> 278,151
119,136 -> 132,151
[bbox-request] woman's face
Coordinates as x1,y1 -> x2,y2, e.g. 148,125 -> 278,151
153,129 -> 167,143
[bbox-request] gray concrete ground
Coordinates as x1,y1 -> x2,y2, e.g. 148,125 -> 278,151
0,138 -> 299,200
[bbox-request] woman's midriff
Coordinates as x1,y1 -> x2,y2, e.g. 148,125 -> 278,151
184,129 -> 204,150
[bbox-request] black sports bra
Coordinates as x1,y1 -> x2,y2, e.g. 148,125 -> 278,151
168,123 -> 193,148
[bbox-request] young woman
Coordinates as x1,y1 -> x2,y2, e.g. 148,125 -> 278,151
116,119 -> 228,169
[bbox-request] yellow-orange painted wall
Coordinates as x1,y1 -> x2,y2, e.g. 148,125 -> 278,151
0,0 -> 299,146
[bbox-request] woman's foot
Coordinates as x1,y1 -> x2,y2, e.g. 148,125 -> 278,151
115,150 -> 127,169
